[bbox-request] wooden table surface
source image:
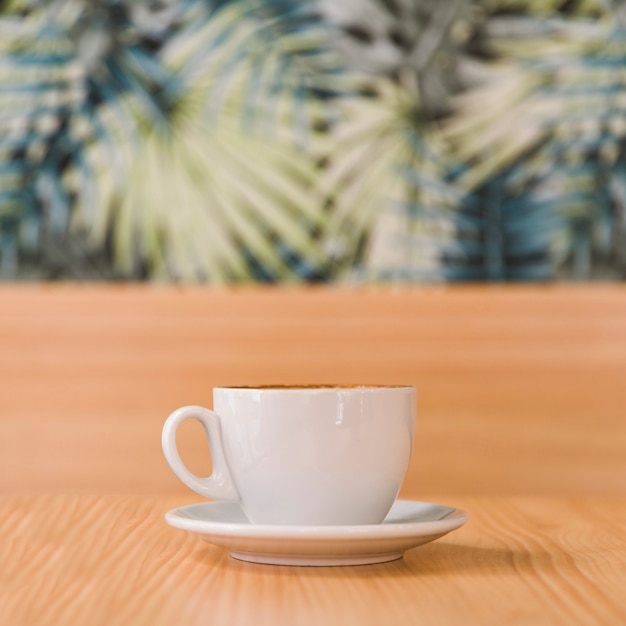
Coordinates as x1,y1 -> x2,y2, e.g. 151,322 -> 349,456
1,285 -> 626,625
2,494 -> 625,626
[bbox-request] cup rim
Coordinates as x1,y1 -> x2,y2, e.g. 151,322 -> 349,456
214,384 -> 415,391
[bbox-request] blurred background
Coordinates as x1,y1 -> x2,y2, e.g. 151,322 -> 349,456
2,0 -> 626,500
2,0 -> 626,284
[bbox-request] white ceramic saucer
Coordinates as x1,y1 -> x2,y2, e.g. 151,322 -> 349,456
165,499 -> 468,566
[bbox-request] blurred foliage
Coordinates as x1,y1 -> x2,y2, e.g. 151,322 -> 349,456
439,0 -> 626,279
0,0 -> 625,281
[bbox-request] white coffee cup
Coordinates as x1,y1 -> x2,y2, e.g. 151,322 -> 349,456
162,385 -> 416,525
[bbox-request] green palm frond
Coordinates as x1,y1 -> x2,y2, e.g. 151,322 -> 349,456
0,0 -> 355,281
81,0 -> 351,282
440,7 -> 626,279
0,0 -> 182,277
0,11 -> 84,276
316,80 -> 465,281
4,0 -> 625,283
88,93 -> 329,281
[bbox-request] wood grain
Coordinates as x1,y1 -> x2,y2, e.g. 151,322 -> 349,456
1,284 -> 626,495
1,495 -> 624,626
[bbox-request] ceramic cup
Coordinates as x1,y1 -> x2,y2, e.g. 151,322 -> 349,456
162,385 -> 416,525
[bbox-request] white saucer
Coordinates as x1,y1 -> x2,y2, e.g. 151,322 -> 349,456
165,499 -> 468,566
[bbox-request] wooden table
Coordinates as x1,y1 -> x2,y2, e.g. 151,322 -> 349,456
2,494 -> 625,626
1,285 -> 626,625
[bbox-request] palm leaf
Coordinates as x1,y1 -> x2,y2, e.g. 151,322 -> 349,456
78,0 -> 352,282
0,0 -> 355,281
315,80 -> 466,281
0,12 -> 84,276
441,6 -> 626,279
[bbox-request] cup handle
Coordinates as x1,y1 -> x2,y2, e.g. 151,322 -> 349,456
162,405 -> 239,500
